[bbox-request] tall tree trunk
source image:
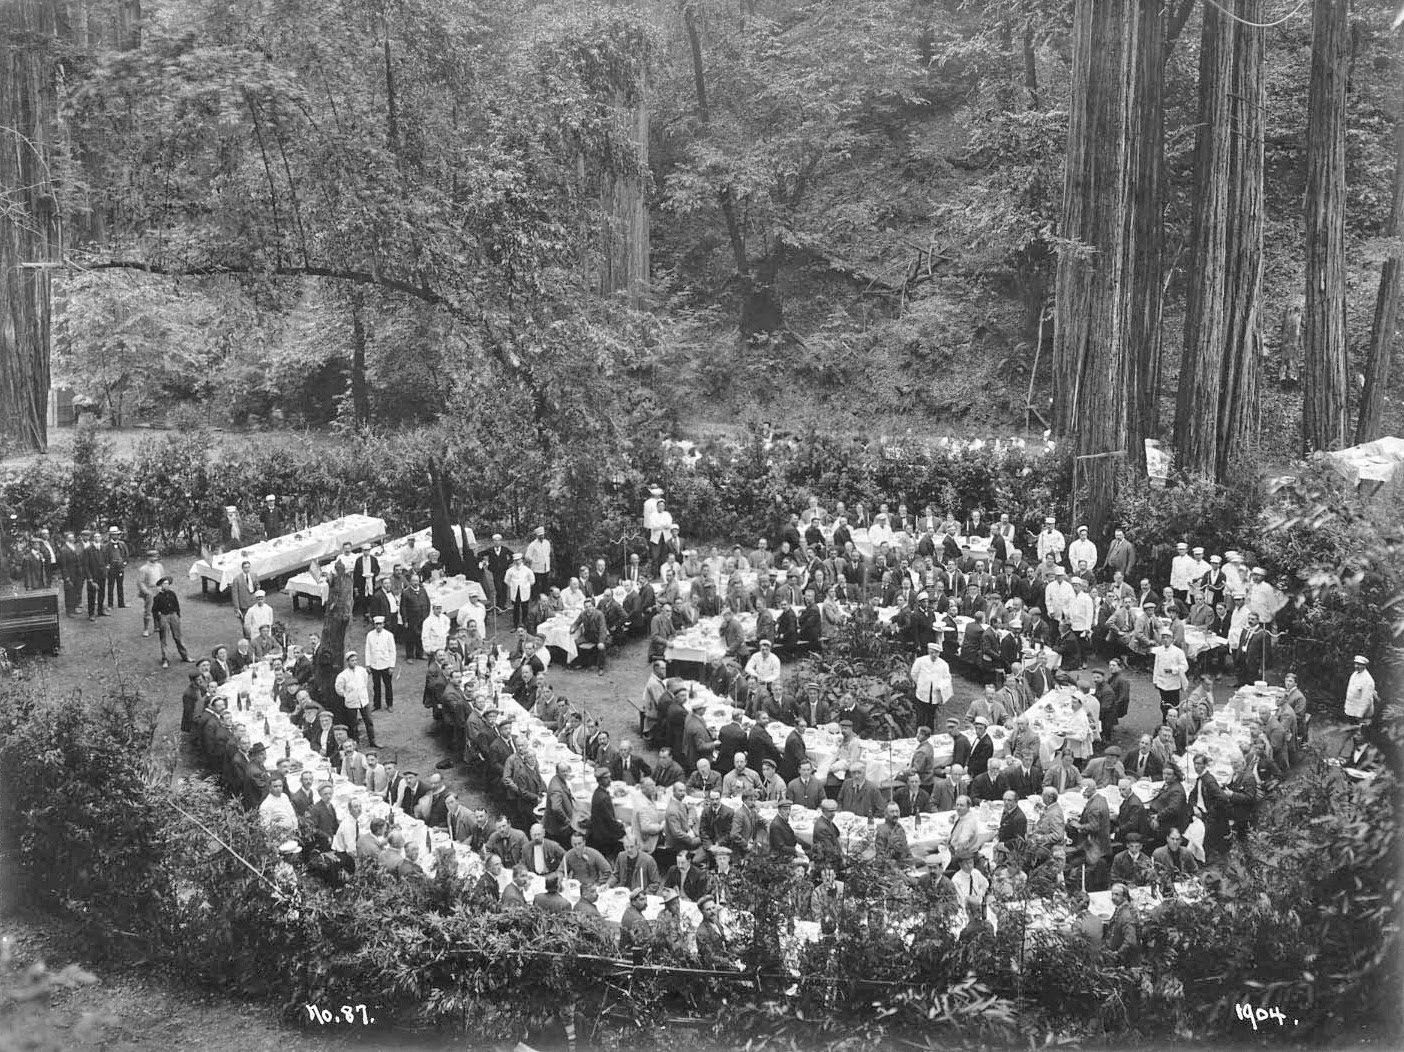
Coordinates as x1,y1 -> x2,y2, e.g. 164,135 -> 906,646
1053,0 -> 1164,536
1355,95 -> 1404,444
427,460 -> 465,577
1302,0 -> 1351,453
313,562 -> 354,707
1,0 -> 60,453
349,288 -> 371,426
682,0 -> 780,341
600,85 -> 650,307
1175,0 -> 1265,479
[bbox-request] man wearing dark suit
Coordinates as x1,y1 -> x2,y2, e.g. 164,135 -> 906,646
288,773 -> 316,817
485,817 -> 530,868
307,786 -> 341,844
483,536 -> 514,612
786,760 -> 825,810
259,496 -> 284,539
1072,780 -> 1113,889
791,686 -> 832,729
81,534 -> 107,619
1113,781 -> 1148,846
715,715 -> 748,776
994,791 -> 1028,862
1125,736 -> 1163,780
967,720 -> 994,778
994,755 -> 1041,799
352,550 -> 380,617
768,799 -> 801,857
746,722 -> 784,774
810,800 -> 845,871
968,764 -> 1002,803
893,772 -> 931,817
390,771 -> 428,816
1188,754 -> 1231,858
588,768 -> 627,858
780,722 -> 809,783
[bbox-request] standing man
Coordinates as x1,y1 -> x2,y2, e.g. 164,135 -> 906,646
1169,542 -> 1197,606
353,547 -> 381,619
1068,526 -> 1097,576
136,548 -> 165,638
524,526 -> 553,598
910,641 -> 952,732
1151,630 -> 1189,719
151,576 -> 189,668
483,534 -> 514,614
400,574 -> 429,662
57,531 -> 84,617
33,528 -> 56,587
364,616 -> 398,712
335,650 -> 378,747
260,495 -> 284,539
503,552 -> 535,630
1036,517 -> 1066,565
1345,655 -> 1376,725
81,530 -> 107,620
102,526 -> 129,610
231,560 -> 260,633
1104,527 -> 1136,582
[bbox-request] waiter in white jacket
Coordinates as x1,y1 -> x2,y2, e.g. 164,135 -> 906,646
910,642 -> 953,732
1344,655 -> 1376,725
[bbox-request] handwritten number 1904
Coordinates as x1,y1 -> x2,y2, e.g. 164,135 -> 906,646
305,1004 -> 373,1025
1236,1003 -> 1296,1030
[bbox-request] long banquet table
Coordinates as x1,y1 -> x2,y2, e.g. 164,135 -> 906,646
286,528 -> 433,608
190,515 -> 387,592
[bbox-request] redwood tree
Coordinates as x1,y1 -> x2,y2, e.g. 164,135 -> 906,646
0,0 -> 60,452
1054,0 -> 1164,534
1355,92 -> 1404,444
1302,0 -> 1352,453
1175,0 -> 1265,479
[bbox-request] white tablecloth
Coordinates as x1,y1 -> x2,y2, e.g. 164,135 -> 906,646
538,614 -> 579,662
190,515 -> 387,589
666,613 -> 758,665
1183,626 -> 1227,661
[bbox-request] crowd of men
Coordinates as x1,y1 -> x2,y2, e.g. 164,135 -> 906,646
146,491 -> 1382,965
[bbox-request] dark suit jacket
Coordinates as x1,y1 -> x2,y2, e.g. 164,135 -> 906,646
997,804 -> 1028,845
811,815 -> 844,867
1126,750 -> 1163,780
588,786 -> 627,853
307,800 -> 340,840
768,814 -> 799,855
1115,795 -> 1148,843
951,734 -> 972,769
786,776 -> 825,810
780,729 -> 808,783
967,734 -> 994,778
716,724 -> 749,774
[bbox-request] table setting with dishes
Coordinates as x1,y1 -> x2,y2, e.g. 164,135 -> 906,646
190,514 -> 388,591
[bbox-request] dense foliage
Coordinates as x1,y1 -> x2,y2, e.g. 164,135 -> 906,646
0,676 -> 1397,1048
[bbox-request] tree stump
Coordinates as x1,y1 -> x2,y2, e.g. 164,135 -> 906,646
313,561 -> 355,707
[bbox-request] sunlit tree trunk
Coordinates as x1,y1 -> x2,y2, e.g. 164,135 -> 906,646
1302,0 -> 1351,453
601,86 -> 650,307
1,0 -> 61,452
1175,0 -> 1264,479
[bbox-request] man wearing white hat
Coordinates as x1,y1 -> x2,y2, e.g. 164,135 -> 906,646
1344,656 -> 1376,724
1169,542 -> 1197,604
1221,551 -> 1245,597
503,551 -> 536,630
364,615 -> 398,712
1036,517 -> 1066,564
1068,526 -> 1097,574
1044,565 -> 1075,625
643,487 -> 674,571
335,649 -> 377,747
421,600 -> 450,657
259,494 -> 284,539
910,641 -> 952,731
1247,565 -> 1278,624
244,588 -> 274,638
524,526 -> 553,597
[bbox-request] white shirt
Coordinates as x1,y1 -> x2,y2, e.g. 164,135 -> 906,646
1170,554 -> 1198,591
259,792 -> 298,835
910,654 -> 953,704
953,867 -> 989,901
525,538 -> 553,574
1248,581 -> 1277,623
1066,592 -> 1095,632
335,664 -> 372,708
561,586 -> 586,615
331,814 -> 361,854
1345,669 -> 1376,719
1223,563 -> 1244,595
504,563 -> 536,601
364,627 -> 398,670
1068,538 -> 1098,570
744,650 -> 781,684
421,612 -> 451,655
244,602 -> 274,634
1044,580 -> 1075,622
868,522 -> 895,547
1151,644 -> 1189,691
1227,605 -> 1251,648
1036,528 -> 1066,561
